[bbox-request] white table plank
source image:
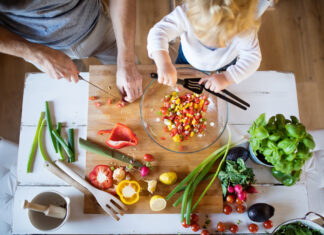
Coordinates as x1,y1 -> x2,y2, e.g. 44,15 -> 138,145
21,72 -> 89,126
228,71 -> 299,125
17,126 -> 87,185
12,185 -> 308,234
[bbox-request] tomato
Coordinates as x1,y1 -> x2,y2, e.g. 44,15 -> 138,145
235,198 -> 243,205
94,102 -> 101,107
226,194 -> 235,204
144,154 -> 154,162
191,213 -> 199,223
89,96 -> 98,100
182,219 -> 190,228
191,223 -> 200,232
223,205 -> 232,215
263,220 -> 273,229
160,137 -> 166,140
229,224 -> 238,234
201,229 -> 209,235
89,165 -> 113,189
116,100 -> 126,108
236,205 -> 246,214
217,222 -> 226,232
248,223 -> 258,233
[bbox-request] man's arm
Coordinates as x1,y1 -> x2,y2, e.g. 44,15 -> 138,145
0,25 -> 79,82
109,0 -> 142,102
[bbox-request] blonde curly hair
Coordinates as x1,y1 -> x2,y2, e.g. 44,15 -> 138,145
185,0 -> 260,47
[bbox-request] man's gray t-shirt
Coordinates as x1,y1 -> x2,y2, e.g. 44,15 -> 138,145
0,0 -> 100,49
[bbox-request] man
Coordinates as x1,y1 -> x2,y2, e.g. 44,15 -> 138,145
0,0 -> 142,102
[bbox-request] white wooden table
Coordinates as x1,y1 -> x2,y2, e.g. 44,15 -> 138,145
12,71 -> 309,234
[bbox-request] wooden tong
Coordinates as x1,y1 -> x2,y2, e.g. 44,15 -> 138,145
150,73 -> 250,110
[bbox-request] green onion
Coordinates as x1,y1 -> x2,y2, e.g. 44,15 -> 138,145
192,127 -> 232,210
52,130 -> 74,159
56,122 -> 65,160
27,112 -> 45,173
45,101 -> 57,153
166,143 -> 230,201
67,128 -> 75,162
181,182 -> 191,222
38,119 -> 50,162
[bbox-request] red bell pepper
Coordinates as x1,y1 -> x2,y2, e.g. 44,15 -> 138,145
101,123 -> 138,149
89,165 -> 113,189
97,129 -> 112,135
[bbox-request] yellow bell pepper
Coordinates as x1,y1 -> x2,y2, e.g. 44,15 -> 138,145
116,180 -> 141,205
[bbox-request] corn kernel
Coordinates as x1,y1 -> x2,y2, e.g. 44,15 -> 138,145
190,132 -> 195,137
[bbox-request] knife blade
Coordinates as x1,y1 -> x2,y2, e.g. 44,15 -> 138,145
78,75 -> 118,98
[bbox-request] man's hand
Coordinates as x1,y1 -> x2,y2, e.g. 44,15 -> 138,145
116,63 -> 143,103
199,73 -> 233,92
34,46 -> 79,83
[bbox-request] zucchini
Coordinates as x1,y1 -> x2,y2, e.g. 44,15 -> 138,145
79,138 -> 143,168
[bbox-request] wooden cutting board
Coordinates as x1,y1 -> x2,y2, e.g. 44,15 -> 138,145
84,65 -> 223,214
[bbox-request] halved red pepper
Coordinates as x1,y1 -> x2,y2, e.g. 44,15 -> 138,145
98,123 -> 138,149
89,165 -> 113,189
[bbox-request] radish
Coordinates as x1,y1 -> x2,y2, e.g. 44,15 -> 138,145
228,185 -> 234,193
234,184 -> 243,193
140,166 -> 150,177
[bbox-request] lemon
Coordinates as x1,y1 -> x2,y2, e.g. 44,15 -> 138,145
159,172 -> 177,185
150,195 -> 167,211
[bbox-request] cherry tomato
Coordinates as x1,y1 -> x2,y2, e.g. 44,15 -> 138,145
116,100 -> 126,108
89,96 -> 98,100
217,222 -> 226,232
248,223 -> 258,233
226,194 -> 235,204
144,154 -> 154,162
94,102 -> 101,107
201,229 -> 209,235
236,204 -> 246,214
223,205 -> 232,215
191,223 -> 200,232
263,220 -> 273,229
191,213 -> 199,223
182,219 -> 190,228
235,198 -> 243,205
229,224 -> 239,234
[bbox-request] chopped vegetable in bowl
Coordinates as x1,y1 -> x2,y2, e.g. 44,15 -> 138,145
159,92 -> 209,142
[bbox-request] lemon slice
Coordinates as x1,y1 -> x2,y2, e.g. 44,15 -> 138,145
150,195 -> 167,211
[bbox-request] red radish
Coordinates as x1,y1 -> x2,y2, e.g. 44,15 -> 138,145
237,191 -> 247,201
140,166 -> 150,177
228,185 -> 234,193
234,184 -> 243,193
247,185 -> 258,194
94,102 -> 101,107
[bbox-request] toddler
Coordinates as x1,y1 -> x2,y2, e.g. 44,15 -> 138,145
147,0 -> 262,92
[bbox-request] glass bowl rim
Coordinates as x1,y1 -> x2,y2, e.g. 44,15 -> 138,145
140,78 -> 229,154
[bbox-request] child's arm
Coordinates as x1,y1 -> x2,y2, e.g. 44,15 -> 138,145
224,31 -> 262,84
147,6 -> 187,86
199,32 -> 261,92
152,50 -> 177,86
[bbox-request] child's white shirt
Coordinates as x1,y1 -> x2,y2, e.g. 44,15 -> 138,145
147,5 -> 262,84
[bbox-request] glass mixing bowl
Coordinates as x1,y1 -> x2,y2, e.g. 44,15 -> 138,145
140,68 -> 229,154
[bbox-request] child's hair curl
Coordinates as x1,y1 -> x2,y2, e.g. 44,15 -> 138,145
185,0 -> 260,47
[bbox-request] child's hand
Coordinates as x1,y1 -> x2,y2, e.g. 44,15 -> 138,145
152,50 -> 177,86
199,73 -> 233,92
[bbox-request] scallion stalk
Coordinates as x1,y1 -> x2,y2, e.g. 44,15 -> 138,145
27,112 -> 45,173
45,101 -> 57,153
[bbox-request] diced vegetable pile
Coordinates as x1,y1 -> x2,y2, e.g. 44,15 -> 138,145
159,92 -> 210,142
